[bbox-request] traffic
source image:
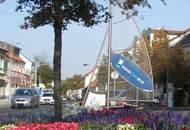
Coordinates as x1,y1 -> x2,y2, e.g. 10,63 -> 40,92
10,88 -> 56,109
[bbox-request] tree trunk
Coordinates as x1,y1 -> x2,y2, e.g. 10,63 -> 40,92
53,22 -> 62,121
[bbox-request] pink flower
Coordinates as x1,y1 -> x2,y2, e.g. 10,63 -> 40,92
9,122 -> 79,130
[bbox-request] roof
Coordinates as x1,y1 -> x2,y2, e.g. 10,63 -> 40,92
0,41 -> 21,51
151,28 -> 190,35
84,68 -> 96,77
0,48 -> 8,54
6,52 -> 25,63
19,53 -> 33,64
151,28 -> 190,47
177,33 -> 190,47
88,79 -> 99,88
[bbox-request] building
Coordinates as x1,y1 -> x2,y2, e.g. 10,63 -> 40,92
0,48 -> 8,98
19,53 -> 33,86
0,41 -> 32,98
84,68 -> 99,91
149,28 -> 190,52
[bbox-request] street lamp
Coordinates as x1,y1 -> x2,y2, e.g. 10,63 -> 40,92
34,57 -> 41,87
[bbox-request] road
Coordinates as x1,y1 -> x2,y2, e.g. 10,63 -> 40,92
0,100 -> 82,117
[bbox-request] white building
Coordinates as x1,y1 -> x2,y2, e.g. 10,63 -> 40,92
0,41 -> 33,98
84,68 -> 99,89
19,54 -> 32,75
149,28 -> 190,52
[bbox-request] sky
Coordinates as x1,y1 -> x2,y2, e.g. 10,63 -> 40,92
0,0 -> 190,79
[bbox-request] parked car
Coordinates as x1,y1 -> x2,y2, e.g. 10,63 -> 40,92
40,89 -> 53,96
40,92 -> 54,104
61,96 -> 67,101
11,88 -> 40,108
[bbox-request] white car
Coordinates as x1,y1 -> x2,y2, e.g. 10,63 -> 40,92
40,93 -> 54,104
11,88 -> 40,108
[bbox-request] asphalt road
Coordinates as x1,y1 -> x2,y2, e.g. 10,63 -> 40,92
0,105 -> 53,116
0,100 -> 82,117
0,100 -> 189,118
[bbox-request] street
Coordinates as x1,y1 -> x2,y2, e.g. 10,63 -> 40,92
0,100 -> 82,117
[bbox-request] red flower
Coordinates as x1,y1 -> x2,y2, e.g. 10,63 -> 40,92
8,122 -> 79,130
118,115 -> 135,124
182,127 -> 189,130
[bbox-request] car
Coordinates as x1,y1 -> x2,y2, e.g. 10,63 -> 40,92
61,96 -> 67,101
40,92 -> 54,104
40,89 -> 53,96
11,88 -> 40,108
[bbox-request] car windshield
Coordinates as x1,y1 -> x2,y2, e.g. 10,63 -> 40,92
42,93 -> 53,97
43,90 -> 53,93
14,89 -> 33,96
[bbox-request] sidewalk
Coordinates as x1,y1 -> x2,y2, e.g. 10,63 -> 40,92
0,99 -> 10,108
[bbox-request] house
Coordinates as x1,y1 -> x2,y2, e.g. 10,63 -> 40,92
84,68 -> 99,90
149,28 -> 190,52
0,41 -> 32,98
0,48 -> 8,98
19,53 -> 33,86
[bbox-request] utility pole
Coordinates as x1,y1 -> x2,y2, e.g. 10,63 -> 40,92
34,57 -> 40,87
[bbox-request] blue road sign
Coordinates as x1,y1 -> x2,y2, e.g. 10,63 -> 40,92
111,53 -> 153,92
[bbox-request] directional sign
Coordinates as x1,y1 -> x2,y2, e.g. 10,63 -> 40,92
84,90 -> 106,107
111,53 -> 152,92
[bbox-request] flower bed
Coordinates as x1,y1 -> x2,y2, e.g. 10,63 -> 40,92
63,108 -> 190,130
0,112 -> 53,126
0,108 -> 189,130
0,124 -> 15,130
5,122 -> 78,130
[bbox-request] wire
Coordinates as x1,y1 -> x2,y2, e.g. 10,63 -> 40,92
113,18 -> 127,24
112,11 -> 190,25
142,12 -> 190,17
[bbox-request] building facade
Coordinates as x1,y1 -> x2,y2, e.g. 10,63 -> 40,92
0,48 -> 8,98
149,28 -> 190,52
0,41 -> 32,98
19,53 -> 33,86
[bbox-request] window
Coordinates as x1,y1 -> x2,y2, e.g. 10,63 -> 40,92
0,58 -> 4,70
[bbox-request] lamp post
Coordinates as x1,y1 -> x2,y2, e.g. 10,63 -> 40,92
34,60 -> 39,87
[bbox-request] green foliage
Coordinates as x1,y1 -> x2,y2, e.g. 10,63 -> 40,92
97,55 -> 108,92
145,28 -> 190,106
150,29 -> 169,86
16,0 -> 164,121
16,0 -> 109,29
65,74 -> 84,90
80,123 -> 148,130
169,45 -> 190,88
37,64 -> 53,88
134,123 -> 148,130
0,0 -> 5,4
59,81 -> 69,95
16,0 -> 110,120
112,0 -> 166,16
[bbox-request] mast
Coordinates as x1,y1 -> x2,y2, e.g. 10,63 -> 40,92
131,16 -> 154,100
107,0 -> 112,109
